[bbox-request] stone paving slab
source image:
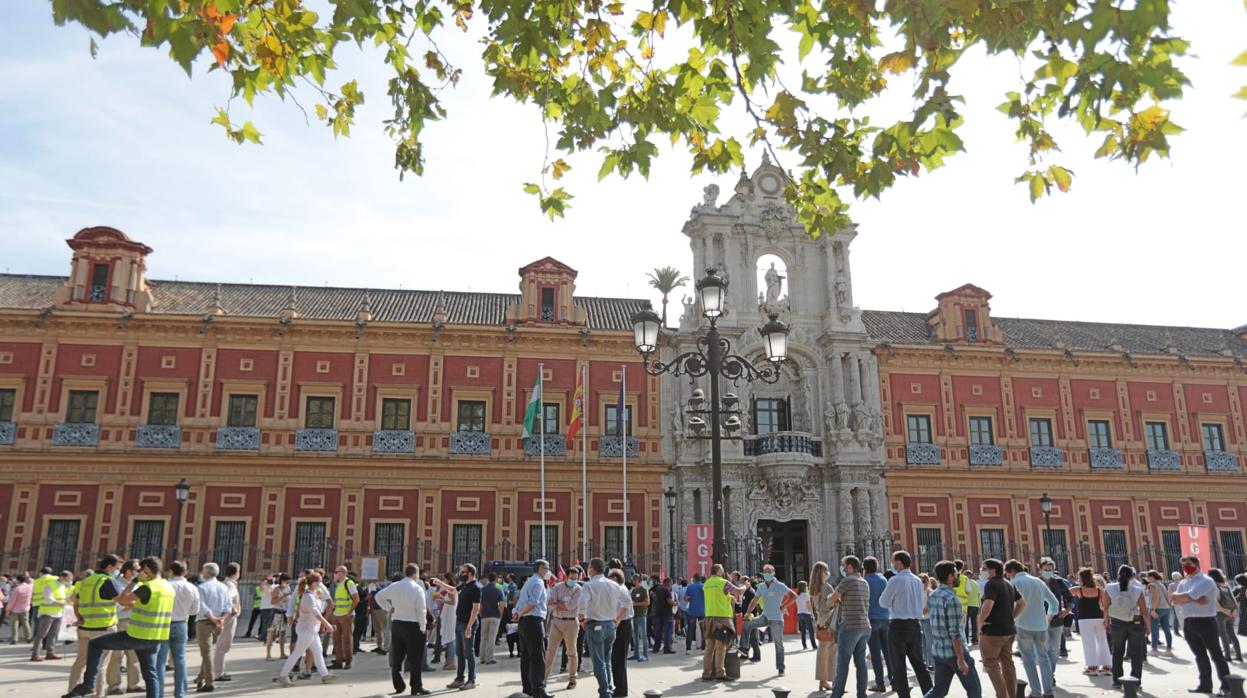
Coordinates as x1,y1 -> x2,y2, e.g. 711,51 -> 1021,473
0,630 -> 1226,698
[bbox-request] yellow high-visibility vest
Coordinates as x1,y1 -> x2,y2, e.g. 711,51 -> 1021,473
127,578 -> 174,641
77,573 -> 119,629
333,579 -> 357,616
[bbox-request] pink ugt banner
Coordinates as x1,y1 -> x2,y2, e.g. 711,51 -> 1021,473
687,524 -> 714,579
1178,524 -> 1212,564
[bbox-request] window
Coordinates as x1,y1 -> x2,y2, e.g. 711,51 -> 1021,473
292,522 -> 327,573
605,404 -> 632,436
754,397 -> 791,434
528,524 -> 559,560
1102,530 -> 1128,573
1042,529 -> 1069,575
915,527 -> 943,573
604,525 -> 634,562
964,308 -> 978,342
213,521 -> 246,570
66,390 -> 99,423
374,523 -> 406,578
1160,530 -> 1182,577
304,396 -> 336,429
457,400 -> 486,432
45,519 -> 80,573
968,416 -> 994,445
906,414 -> 932,444
381,398 -> 412,431
130,520 -> 165,559
1219,531 -> 1245,577
227,395 -> 258,427
89,263 -> 109,301
1145,421 -> 1169,450
1202,423 -> 1226,452
540,287 -> 556,321
146,393 -> 179,426
0,388 -> 14,422
1088,420 -> 1112,449
451,524 -> 483,569
541,403 -> 560,436
979,528 -> 1006,562
1028,418 -> 1054,447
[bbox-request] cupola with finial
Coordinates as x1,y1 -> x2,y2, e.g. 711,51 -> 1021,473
55,226 -> 154,312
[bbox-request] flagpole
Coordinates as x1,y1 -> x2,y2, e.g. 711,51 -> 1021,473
539,362 -> 546,562
621,364 -> 628,563
581,361 -> 588,564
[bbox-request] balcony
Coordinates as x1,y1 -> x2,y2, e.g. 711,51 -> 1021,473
135,424 -> 182,449
373,430 -> 415,453
525,434 -> 566,456
295,428 -> 339,452
1147,449 -> 1181,471
449,430 -> 491,455
52,422 -> 100,447
744,432 -> 823,457
600,435 -> 639,458
216,426 -> 261,450
0,421 -> 13,446
905,442 -> 941,465
1204,450 -> 1239,473
968,444 -> 1004,466
1089,448 -> 1124,470
1029,446 -> 1065,468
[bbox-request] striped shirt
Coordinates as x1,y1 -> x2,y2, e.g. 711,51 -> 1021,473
834,574 -> 870,630
928,585 -> 964,660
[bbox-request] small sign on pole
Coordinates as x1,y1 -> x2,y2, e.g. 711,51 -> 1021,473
360,556 -> 383,581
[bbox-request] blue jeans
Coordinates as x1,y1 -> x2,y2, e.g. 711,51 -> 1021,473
868,618 -> 891,686
79,630 -> 163,698
922,654 -> 982,698
631,615 -> 649,658
685,614 -> 702,650
654,615 -> 674,653
1016,628 -> 1053,696
586,620 -> 616,698
799,613 -> 818,649
740,616 -> 786,671
831,627 -> 870,698
454,620 -> 476,682
1151,608 -> 1173,649
156,622 -> 189,698
921,618 -> 933,666
1045,625 -> 1063,684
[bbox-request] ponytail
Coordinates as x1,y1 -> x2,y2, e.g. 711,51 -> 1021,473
1117,564 -> 1134,592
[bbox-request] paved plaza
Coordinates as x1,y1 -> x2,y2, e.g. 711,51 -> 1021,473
0,628 -> 1225,698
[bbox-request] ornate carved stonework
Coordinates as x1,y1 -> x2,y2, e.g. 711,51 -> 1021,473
759,203 -> 789,242
745,472 -> 821,520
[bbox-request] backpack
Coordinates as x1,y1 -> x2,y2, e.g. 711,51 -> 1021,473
1108,584 -> 1141,621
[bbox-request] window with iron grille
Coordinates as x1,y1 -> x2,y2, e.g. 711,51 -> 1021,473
907,415 -> 932,444
374,523 -> 406,578
213,521 -> 246,570
541,403 -> 560,436
66,390 -> 99,423
147,393 -> 180,426
1160,530 -> 1182,576
528,525 -> 559,561
979,528 -> 1006,562
130,520 -> 165,559
451,524 -> 483,569
1202,424 -> 1226,452
1042,528 -> 1069,575
89,263 -> 109,301
381,398 -> 412,431
293,522 -> 327,573
754,398 -> 790,434
304,396 -> 335,429
1220,531 -> 1246,577
227,395 -> 258,427
45,519 -> 80,573
540,287 -> 556,322
1088,420 -> 1112,449
605,405 -> 632,436
1145,421 -> 1169,450
457,401 -> 486,432
1102,530 -> 1128,573
0,388 -> 15,422
604,525 -> 634,562
964,309 -> 978,342
915,527 -> 943,573
969,417 -> 994,445
1028,418 -> 1054,447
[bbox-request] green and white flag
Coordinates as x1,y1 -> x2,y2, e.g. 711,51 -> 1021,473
521,372 -> 543,442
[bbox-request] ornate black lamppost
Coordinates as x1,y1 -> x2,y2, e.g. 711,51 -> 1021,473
632,267 -> 789,567
172,478 -> 190,562
665,487 -> 677,576
1040,492 -> 1053,558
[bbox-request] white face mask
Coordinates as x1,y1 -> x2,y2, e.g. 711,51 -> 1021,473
540,570 -> 552,581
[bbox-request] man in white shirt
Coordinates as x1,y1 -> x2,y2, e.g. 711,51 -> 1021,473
195,563 -> 231,692
880,551 -> 933,697
212,562 -> 241,682
158,561 -> 201,698
1172,556 -> 1230,695
374,564 -> 430,696
577,558 -> 626,698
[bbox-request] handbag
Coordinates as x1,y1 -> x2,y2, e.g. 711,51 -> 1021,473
815,625 -> 832,643
712,624 -> 736,642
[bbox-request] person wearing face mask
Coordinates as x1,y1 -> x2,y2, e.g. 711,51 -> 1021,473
1172,556 -> 1231,696
68,555 -> 123,694
273,571 -> 337,686
738,564 -> 796,676
434,564 -> 481,690
1037,558 -> 1072,680
1104,565 -> 1149,689
880,551 -> 932,698
514,560 -> 552,698
1004,559 -> 1058,698
861,557 -> 891,693
544,566 -> 582,689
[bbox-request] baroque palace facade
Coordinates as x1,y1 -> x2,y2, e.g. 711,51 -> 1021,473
0,227 -> 663,578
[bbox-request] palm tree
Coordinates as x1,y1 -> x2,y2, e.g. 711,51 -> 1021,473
647,266 -> 690,326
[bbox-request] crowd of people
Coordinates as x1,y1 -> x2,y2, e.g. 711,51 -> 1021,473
0,551 -> 1243,698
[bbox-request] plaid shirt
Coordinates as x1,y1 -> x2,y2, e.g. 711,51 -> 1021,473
928,585 -> 964,660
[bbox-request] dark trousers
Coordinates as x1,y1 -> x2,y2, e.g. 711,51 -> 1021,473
1185,616 -> 1231,691
77,631 -> 163,698
1110,618 -> 1145,684
353,611 -> 367,649
966,607 -> 979,644
389,620 -> 425,692
518,616 -> 547,695
654,615 -> 674,653
924,654 -> 983,698
869,618 -> 891,686
685,614 -> 702,650
889,619 -> 933,697
245,607 -> 261,637
611,618 -> 632,697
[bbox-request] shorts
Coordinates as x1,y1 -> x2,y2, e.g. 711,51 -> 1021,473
270,612 -> 288,634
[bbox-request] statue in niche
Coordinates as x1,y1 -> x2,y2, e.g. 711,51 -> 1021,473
834,400 -> 851,433
763,262 -> 784,306
702,183 -> 720,207
852,402 -> 870,433
679,294 -> 695,323
834,279 -> 848,307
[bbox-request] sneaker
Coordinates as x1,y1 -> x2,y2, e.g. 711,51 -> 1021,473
275,676 -> 293,687
458,682 -> 476,690
447,680 -> 465,689
321,675 -> 337,684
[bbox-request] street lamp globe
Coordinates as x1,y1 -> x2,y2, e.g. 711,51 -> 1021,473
696,268 -> 728,318
759,313 -> 790,363
175,478 -> 190,503
664,487 -> 677,510
1039,492 -> 1052,514
631,306 -> 662,356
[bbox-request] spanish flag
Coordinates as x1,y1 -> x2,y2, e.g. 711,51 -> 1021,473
567,364 -> 585,446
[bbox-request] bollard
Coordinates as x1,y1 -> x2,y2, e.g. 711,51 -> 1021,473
1227,674 -> 1247,698
1118,676 -> 1141,698
643,690 -> 664,698
1016,680 -> 1028,698
772,687 -> 792,698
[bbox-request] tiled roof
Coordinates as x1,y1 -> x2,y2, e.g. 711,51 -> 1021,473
862,310 -> 1247,359
0,274 -> 646,331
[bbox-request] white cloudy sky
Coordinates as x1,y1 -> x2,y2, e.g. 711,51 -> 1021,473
1,2 -> 1245,328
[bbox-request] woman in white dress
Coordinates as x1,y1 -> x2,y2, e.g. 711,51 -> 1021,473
439,573 -> 459,670
276,572 -> 338,686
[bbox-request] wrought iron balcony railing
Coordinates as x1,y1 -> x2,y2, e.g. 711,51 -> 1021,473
0,421 -> 14,446
600,435 -> 639,458
52,422 -> 100,447
449,430 -> 491,455
1029,446 -> 1065,468
905,442 -> 941,465
744,432 -> 823,457
295,428 -> 339,452
524,434 -> 566,456
1204,450 -> 1238,473
1089,447 -> 1123,470
1147,449 -> 1181,471
968,444 -> 1004,466
135,424 -> 182,449
373,430 -> 416,453
216,426 -> 261,450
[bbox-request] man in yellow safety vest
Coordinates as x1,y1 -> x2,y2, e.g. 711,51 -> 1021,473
31,567 -> 71,661
328,566 -> 360,670
67,554 -> 124,693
